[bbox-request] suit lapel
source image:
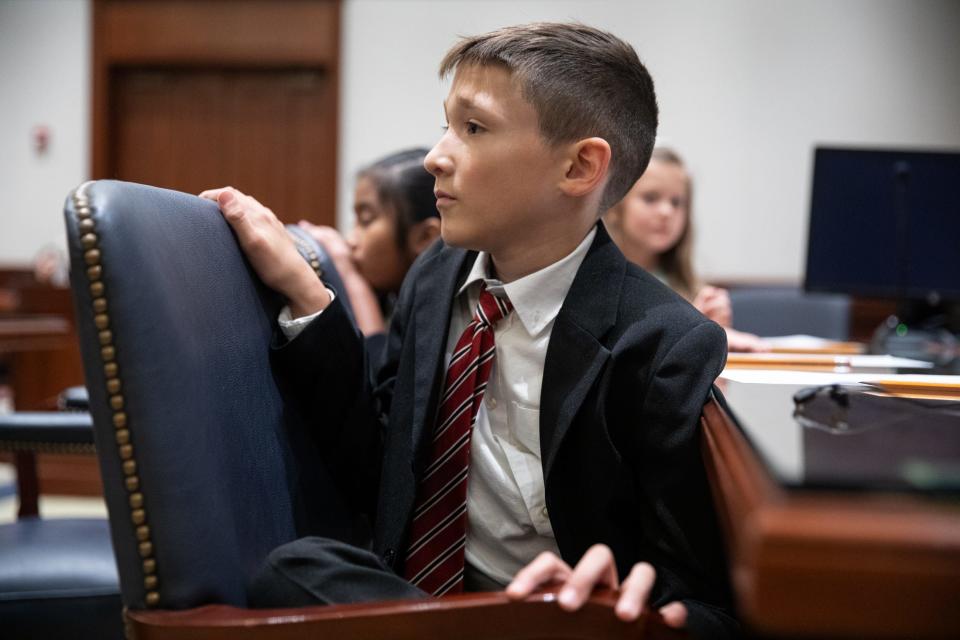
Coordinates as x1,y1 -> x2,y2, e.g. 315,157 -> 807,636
540,224 -> 624,480
410,246 -> 474,458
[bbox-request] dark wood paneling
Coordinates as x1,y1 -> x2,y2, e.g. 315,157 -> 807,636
93,0 -> 340,225
101,0 -> 338,66
112,68 -> 336,222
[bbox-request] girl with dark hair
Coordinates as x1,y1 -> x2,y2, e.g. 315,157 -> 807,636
300,148 -> 440,338
604,147 -> 767,352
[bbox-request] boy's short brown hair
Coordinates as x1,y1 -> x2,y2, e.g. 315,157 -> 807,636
439,22 -> 658,212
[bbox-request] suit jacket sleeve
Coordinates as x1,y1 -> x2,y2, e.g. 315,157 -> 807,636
267,253 -> 422,519
629,319 -> 738,638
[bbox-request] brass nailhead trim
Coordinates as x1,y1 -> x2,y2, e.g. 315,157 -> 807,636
291,233 -> 325,281
73,182 -> 161,608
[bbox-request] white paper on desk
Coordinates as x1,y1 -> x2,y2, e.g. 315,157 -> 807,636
763,334 -> 840,349
848,355 -> 933,368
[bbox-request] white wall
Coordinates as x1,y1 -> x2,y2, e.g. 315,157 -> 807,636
339,0 -> 960,281
0,0 -> 90,264
2,0 -> 959,282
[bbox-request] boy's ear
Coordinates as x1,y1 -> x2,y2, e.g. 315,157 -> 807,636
559,137 -> 612,199
406,217 -> 441,256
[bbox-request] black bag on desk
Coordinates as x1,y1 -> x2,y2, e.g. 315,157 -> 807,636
793,384 -> 960,494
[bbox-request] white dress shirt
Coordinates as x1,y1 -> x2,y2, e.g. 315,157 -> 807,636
279,227 -> 596,586
452,227 -> 595,585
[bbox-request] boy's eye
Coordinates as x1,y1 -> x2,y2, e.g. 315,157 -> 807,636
440,125 -> 449,133
465,122 -> 481,135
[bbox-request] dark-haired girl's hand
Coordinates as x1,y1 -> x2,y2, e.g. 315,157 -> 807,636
299,221 -> 355,276
298,221 -> 386,336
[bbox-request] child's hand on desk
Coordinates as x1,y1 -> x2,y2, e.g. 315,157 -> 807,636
199,187 -> 331,318
725,327 -> 770,353
505,545 -> 687,628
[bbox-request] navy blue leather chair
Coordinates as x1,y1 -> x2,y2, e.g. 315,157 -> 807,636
64,180 -> 679,639
66,180 -> 365,614
730,286 -> 851,340
0,411 -> 122,639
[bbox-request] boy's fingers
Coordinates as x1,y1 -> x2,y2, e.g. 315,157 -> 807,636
557,544 -> 618,611
198,187 -> 232,201
658,601 -> 688,628
614,562 -> 655,621
506,552 -> 571,599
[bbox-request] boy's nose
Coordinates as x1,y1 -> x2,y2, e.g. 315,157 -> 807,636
424,140 -> 452,177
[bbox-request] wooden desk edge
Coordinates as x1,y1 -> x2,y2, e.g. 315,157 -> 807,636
701,399 -> 960,638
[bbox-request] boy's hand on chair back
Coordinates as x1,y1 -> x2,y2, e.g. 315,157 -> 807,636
506,545 -> 687,628
199,187 -> 331,317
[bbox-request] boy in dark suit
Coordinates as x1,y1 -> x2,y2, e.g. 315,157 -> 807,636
201,22 -> 735,638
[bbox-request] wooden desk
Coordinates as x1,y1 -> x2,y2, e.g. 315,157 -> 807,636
701,392 -> 960,638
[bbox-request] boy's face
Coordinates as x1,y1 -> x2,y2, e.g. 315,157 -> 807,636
424,64 -> 566,255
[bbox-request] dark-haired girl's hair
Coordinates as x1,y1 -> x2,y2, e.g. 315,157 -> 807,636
357,148 -> 437,249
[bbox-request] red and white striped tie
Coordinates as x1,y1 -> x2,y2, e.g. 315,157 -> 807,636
403,285 -> 513,596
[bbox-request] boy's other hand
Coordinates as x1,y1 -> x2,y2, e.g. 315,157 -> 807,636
505,546 -> 687,628
199,187 -> 331,317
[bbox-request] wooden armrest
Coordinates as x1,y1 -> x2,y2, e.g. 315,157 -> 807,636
127,587 -> 687,640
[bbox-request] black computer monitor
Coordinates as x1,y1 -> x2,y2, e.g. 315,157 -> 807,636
804,147 -> 960,304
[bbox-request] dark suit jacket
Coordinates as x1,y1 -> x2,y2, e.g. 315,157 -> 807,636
272,223 -> 737,638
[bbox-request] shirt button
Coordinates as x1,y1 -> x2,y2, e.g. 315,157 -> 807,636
486,397 -> 497,410
541,507 -> 549,519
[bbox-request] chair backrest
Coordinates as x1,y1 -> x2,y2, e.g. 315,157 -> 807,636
65,180 -> 359,612
730,286 -> 851,340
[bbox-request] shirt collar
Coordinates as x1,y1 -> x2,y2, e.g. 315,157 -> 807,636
457,226 -> 597,336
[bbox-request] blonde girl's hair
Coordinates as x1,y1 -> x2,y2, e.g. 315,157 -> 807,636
649,147 -> 699,300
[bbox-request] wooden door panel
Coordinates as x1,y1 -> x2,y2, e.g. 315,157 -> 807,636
113,69 -> 335,223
